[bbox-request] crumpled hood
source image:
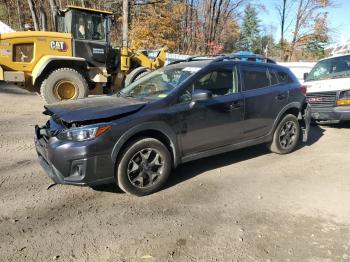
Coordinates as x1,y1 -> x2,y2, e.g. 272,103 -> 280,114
44,96 -> 147,123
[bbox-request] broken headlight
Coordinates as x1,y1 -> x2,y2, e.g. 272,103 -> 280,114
58,125 -> 111,141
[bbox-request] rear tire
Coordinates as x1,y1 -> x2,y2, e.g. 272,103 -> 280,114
40,68 -> 88,104
267,114 -> 300,154
124,67 -> 150,87
116,138 -> 172,196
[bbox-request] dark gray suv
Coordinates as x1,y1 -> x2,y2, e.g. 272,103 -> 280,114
35,57 -> 311,196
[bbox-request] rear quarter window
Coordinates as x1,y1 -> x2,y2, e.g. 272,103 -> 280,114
268,68 -> 294,85
277,71 -> 293,84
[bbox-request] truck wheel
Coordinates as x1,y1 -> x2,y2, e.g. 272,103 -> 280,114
267,114 -> 300,154
124,67 -> 150,87
40,68 -> 88,104
116,138 -> 172,196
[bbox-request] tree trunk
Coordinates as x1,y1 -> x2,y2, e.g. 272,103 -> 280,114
289,0 -> 303,61
27,0 -> 40,31
3,0 -> 11,28
49,0 -> 59,29
16,0 -> 22,30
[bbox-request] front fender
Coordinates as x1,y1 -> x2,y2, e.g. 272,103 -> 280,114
111,121 -> 180,167
32,55 -> 87,85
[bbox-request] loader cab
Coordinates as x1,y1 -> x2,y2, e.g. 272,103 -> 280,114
55,6 -> 115,68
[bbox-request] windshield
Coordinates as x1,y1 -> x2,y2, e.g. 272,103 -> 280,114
306,55 -> 350,82
120,66 -> 202,100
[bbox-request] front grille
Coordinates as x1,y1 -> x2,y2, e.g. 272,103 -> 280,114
306,92 -> 337,108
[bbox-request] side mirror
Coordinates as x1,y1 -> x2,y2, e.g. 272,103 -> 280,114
192,89 -> 212,102
303,72 -> 309,81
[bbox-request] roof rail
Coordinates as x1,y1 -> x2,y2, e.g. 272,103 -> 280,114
211,54 -> 276,64
167,54 -> 276,65
167,56 -> 214,65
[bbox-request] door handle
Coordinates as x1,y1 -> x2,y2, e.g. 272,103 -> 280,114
229,100 -> 242,110
276,93 -> 287,100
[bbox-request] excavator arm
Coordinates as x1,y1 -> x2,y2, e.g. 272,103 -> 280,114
120,47 -> 167,73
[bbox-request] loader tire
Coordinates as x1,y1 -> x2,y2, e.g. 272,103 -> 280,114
40,68 -> 88,104
124,67 -> 150,87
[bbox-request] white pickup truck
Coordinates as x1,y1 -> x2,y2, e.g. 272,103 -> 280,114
304,54 -> 350,123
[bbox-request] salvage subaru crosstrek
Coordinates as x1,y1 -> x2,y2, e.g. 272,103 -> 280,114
35,56 -> 311,196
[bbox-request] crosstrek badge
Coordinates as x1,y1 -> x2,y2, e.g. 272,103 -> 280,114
50,41 -> 67,51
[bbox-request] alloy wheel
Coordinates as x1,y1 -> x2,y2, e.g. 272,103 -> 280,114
279,121 -> 297,149
127,148 -> 164,188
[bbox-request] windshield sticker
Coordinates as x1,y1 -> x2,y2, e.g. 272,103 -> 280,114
182,67 -> 201,72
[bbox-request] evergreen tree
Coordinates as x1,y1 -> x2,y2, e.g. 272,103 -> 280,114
240,4 -> 261,53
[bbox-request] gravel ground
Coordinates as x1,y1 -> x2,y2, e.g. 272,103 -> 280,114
0,84 -> 350,262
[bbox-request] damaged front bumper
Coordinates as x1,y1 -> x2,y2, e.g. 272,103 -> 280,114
34,125 -> 115,186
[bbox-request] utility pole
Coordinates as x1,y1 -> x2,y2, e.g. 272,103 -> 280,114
280,0 -> 287,60
121,0 -> 130,72
122,0 -> 128,49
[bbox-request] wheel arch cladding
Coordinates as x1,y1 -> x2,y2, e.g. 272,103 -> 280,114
271,102 -> 302,134
111,122 -> 180,168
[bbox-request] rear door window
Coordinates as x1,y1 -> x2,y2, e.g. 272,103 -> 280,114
240,66 -> 270,91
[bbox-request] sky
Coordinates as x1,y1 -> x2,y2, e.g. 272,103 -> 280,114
257,0 -> 350,44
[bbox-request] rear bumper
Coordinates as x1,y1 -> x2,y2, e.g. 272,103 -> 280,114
34,126 -> 115,186
311,106 -> 350,121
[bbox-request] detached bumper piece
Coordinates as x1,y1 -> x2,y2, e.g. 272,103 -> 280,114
301,103 -> 311,142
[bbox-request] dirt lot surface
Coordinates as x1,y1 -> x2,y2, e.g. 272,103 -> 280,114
0,84 -> 350,262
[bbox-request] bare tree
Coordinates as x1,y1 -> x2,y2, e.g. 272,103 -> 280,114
49,0 -> 59,29
287,0 -> 331,61
276,0 -> 287,59
16,0 -> 22,30
27,0 -> 39,30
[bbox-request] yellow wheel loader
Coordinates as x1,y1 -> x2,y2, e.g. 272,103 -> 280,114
0,5 -> 166,104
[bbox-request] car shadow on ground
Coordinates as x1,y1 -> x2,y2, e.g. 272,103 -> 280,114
92,125 -> 325,195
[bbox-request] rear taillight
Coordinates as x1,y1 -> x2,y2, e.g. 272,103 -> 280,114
299,85 -> 307,96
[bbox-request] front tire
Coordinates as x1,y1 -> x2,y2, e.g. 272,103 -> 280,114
40,68 -> 88,104
268,114 -> 300,154
116,138 -> 172,196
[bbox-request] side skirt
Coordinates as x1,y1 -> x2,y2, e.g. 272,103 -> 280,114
181,134 -> 272,164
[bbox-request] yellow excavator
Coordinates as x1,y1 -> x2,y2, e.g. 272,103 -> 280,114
0,5 -> 166,104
